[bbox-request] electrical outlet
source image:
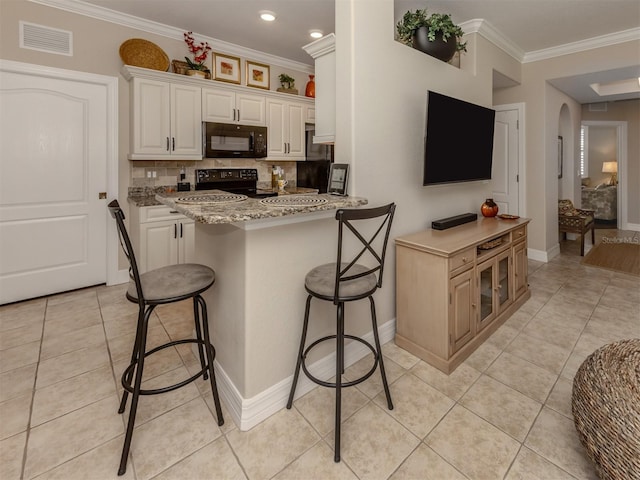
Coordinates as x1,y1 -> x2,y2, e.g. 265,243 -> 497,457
152,171 -> 157,178
147,171 -> 152,178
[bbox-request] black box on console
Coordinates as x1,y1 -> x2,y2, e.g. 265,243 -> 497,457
432,213 -> 478,230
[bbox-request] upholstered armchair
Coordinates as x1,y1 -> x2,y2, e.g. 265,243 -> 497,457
558,199 -> 595,256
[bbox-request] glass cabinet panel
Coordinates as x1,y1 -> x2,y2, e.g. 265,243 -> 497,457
479,262 -> 494,324
498,255 -> 510,307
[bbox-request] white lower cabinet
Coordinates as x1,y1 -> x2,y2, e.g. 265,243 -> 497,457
130,205 -> 195,273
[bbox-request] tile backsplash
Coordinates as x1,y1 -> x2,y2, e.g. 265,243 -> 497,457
130,159 -> 297,190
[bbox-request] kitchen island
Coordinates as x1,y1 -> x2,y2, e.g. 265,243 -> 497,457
155,190 -> 370,430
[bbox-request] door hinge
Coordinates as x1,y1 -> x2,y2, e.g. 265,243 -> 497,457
98,192 -> 107,199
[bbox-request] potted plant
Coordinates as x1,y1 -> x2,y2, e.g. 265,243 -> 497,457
396,9 -> 467,62
183,31 -> 212,77
277,73 -> 298,94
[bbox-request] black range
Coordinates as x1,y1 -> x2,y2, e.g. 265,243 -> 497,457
195,168 -> 277,198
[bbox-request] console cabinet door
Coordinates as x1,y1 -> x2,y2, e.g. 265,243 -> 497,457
513,240 -> 528,298
449,269 -> 474,354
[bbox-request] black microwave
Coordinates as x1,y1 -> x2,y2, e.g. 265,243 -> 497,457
203,122 -> 267,158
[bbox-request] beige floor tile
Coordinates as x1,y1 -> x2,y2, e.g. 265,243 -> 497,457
36,343 -> 110,389
505,332 -> 571,374
600,283 -> 640,307
24,395 -> 124,479
502,309 -> 534,332
390,443 -> 467,480
130,397 -> 222,480
293,382 -> 368,436
0,321 -> 43,351
40,323 -> 106,360
154,437 -> 247,480
43,305 -> 102,338
0,299 -> 45,332
127,365 -> 200,426
273,441 -> 358,480
484,324 -> 520,350
561,349 -> 592,381
226,408 -> 319,480
0,432 -> 26,480
410,361 -> 480,400
0,392 -> 31,440
459,375 -> 542,442
521,315 -> 584,351
0,363 -> 37,402
505,446 -> 579,480
202,391 -> 235,434
345,354 -> 405,400
338,402 -> 419,480
524,407 -> 598,480
464,340 -> 502,372
0,340 -> 40,374
31,365 -> 116,427
373,373 -> 454,440
32,437 -> 134,480
486,352 -> 557,403
425,405 -> 520,480
112,345 -> 184,385
45,288 -> 97,307
382,342 -> 421,370
107,325 -> 170,363
545,377 -> 574,419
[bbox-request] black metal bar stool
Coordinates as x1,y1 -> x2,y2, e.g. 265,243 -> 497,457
108,200 -> 223,476
286,203 -> 396,462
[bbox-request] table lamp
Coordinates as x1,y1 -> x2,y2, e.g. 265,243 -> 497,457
602,161 -> 617,185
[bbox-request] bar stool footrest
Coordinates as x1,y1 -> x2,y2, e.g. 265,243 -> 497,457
121,338 -> 214,396
301,334 -> 379,388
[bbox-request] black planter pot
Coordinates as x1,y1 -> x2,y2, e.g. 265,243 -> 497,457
412,26 -> 457,62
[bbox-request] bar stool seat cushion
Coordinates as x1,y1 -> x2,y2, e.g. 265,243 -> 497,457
127,263 -> 215,302
306,263 -> 377,299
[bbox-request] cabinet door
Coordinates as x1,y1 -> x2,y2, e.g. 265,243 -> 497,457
513,240 -> 527,298
496,250 -> 513,313
477,258 -> 496,331
286,102 -> 305,158
202,87 -> 235,123
178,220 -> 195,264
171,84 -> 202,156
236,93 -> 266,125
449,269 -> 474,354
267,99 -> 287,156
132,78 -> 171,155
140,220 -> 178,273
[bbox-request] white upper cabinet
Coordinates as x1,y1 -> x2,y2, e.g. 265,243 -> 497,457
202,87 -> 266,126
303,34 -> 335,144
129,77 -> 202,160
267,98 -> 305,160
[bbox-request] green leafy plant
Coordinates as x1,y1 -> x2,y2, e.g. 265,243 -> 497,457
278,73 -> 296,89
396,9 -> 467,52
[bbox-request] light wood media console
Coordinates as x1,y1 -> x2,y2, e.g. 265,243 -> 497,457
395,218 -> 530,374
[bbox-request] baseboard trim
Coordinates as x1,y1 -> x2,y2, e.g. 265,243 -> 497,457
214,317 -> 396,431
625,222 -> 640,232
528,245 -> 559,263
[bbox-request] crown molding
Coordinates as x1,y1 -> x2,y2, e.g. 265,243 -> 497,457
460,18 -> 525,62
28,0 -> 314,72
523,27 -> 640,63
303,33 -> 335,59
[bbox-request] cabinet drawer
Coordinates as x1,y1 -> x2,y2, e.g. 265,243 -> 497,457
449,248 -> 475,272
511,226 -> 526,242
140,205 -> 187,223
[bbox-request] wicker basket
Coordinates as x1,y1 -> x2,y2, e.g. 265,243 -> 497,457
119,39 -> 169,71
572,339 -> 640,479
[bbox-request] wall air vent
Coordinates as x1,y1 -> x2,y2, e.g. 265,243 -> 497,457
588,102 -> 608,112
20,21 -> 73,56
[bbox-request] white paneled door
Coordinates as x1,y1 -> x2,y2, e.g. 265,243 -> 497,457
492,107 -> 521,215
0,64 -> 114,304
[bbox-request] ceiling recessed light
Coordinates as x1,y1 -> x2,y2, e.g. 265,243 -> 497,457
260,11 -> 276,22
309,30 -> 323,39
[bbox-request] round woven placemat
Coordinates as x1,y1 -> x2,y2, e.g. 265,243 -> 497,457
572,339 -> 640,479
119,39 -> 169,71
259,196 -> 329,208
176,193 -> 247,204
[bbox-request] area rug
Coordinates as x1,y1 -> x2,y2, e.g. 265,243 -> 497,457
582,240 -> 640,276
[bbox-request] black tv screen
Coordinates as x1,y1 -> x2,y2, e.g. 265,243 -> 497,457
423,91 -> 496,186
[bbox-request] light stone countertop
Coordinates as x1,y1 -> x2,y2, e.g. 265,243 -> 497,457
155,189 -> 368,225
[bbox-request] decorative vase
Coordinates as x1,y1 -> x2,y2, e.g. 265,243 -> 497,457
412,26 -> 457,62
186,69 -> 206,78
305,75 -> 315,98
481,198 -> 499,217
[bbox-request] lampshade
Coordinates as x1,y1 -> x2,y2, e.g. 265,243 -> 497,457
602,161 -> 617,173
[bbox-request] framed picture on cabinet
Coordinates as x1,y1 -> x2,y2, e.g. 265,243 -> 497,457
246,61 -> 270,89
213,52 -> 241,84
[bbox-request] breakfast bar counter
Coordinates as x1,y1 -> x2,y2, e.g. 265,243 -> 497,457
154,190 -> 369,430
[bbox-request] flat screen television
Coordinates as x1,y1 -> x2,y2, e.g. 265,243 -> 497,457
423,91 -> 496,186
